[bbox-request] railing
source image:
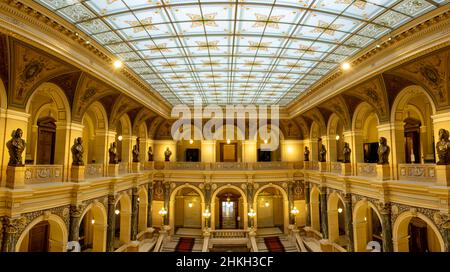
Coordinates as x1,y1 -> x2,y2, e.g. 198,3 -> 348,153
85,164 -> 104,179
24,165 -> 64,184
310,161 -> 319,171
166,162 -> 205,170
253,162 -> 292,170
330,162 -> 342,174
118,162 -> 128,174
210,230 -> 247,239
398,164 -> 436,182
212,162 -> 247,170
357,163 -> 377,178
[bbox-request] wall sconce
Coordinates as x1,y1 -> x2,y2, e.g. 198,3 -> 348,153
189,139 -> 194,144
336,135 -> 340,141
118,135 -> 123,142
188,202 -> 193,208
91,219 -> 95,225
338,208 -> 343,214
264,201 -> 270,208
115,209 -> 120,215
264,139 -> 268,144
227,139 -> 231,144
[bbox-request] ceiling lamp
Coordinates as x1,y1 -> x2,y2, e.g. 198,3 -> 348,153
114,60 -> 123,69
342,62 -> 351,71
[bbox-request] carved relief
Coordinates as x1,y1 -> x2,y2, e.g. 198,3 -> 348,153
11,40 -> 74,108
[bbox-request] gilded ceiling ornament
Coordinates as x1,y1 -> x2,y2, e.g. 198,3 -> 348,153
187,13 -> 218,28
335,0 -> 367,10
196,41 -> 220,51
125,17 -> 158,33
147,43 -> 171,53
248,41 -> 271,51
244,61 -> 262,67
286,62 -> 302,69
298,45 -> 318,54
253,14 -> 284,29
202,60 -> 220,66
312,20 -> 344,36
161,61 -> 178,68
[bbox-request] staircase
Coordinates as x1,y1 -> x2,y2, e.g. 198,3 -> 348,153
256,235 -> 299,252
160,235 -> 203,252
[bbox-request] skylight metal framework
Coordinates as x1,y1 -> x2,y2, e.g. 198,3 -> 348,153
34,0 -> 446,106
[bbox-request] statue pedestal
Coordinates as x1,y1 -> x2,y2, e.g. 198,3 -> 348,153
341,163 -> 352,176
436,165 -> 450,186
303,161 -> 310,170
71,166 -> 85,182
318,162 -> 328,172
6,166 -> 25,189
131,162 -> 140,173
144,161 -> 154,170
108,164 -> 119,177
376,164 -> 390,181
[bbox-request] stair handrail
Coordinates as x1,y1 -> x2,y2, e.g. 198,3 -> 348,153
248,229 -> 258,252
154,226 -> 170,252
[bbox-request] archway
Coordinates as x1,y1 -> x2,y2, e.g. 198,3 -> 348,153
114,193 -> 132,249
352,102 -> 380,165
16,214 -> 68,252
310,186 -> 321,233
253,184 -> 289,233
82,102 -> 109,166
391,86 -> 437,164
78,202 -> 107,252
327,114 -> 345,163
327,193 -> 346,245
25,82 -> 72,166
169,184 -> 205,234
211,185 -> 248,230
393,211 -> 445,252
353,200 -> 383,252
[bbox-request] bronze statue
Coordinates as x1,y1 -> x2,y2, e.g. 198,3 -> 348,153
109,142 -> 119,164
436,128 -> 450,165
164,147 -> 172,162
6,128 -> 26,167
343,142 -> 351,163
71,137 -> 84,166
148,147 -> 154,162
377,137 -> 390,165
319,144 -> 327,162
132,145 -> 140,163
304,147 -> 310,162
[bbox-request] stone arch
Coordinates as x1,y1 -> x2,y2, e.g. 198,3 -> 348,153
137,186 -> 148,233
393,211 -> 445,252
16,213 -> 68,252
26,82 -> 74,166
327,114 -> 345,162
114,192 -> 132,246
352,102 -> 380,132
352,200 -> 383,252
253,183 -> 289,233
84,102 -> 108,131
78,202 -> 108,252
210,184 -> 248,230
351,102 -> 380,164
327,192 -> 346,243
169,184 -> 205,234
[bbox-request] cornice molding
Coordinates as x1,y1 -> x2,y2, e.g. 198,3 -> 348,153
0,0 -> 172,118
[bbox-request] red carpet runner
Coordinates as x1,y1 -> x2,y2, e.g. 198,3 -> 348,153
264,236 -> 285,252
175,237 -> 195,252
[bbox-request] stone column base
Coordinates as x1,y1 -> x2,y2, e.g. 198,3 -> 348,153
303,161 -> 310,170
376,164 -> 390,181
436,165 -> 450,186
71,166 -> 85,182
6,166 -> 25,189
131,162 -> 140,173
108,164 -> 119,177
341,163 -> 352,176
319,162 -> 328,172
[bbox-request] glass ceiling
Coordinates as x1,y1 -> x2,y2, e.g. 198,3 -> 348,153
34,0 -> 447,106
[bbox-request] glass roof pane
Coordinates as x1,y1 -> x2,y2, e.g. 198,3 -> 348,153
33,0 -> 445,106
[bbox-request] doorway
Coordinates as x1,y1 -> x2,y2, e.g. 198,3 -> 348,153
363,143 -> 379,163
258,149 -> 271,162
28,221 -> 50,252
185,149 -> 200,162
404,118 -> 421,164
37,117 -> 56,165
219,194 -> 239,229
220,143 -> 237,162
